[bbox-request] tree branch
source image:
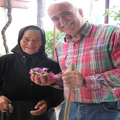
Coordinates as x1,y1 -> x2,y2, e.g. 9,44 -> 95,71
1,0 -> 12,54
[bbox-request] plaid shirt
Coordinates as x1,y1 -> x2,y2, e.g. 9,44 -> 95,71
55,21 -> 120,103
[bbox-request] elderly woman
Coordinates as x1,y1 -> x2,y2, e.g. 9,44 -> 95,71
0,25 -> 64,120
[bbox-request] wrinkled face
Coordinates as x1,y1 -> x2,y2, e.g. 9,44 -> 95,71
20,30 -> 42,55
48,2 -> 85,36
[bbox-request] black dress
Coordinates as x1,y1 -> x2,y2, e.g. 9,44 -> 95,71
0,25 -> 64,120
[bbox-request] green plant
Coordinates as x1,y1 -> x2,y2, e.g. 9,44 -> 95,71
104,6 -> 120,26
45,30 -> 65,58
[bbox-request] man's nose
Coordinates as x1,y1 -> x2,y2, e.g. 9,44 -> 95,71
59,18 -> 66,27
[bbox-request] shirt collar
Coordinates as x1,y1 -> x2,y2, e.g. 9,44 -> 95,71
64,21 -> 93,42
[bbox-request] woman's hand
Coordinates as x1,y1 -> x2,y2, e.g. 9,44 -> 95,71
31,73 -> 57,86
63,71 -> 86,88
0,95 -> 11,112
30,100 -> 47,116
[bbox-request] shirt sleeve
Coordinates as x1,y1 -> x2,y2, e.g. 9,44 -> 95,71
50,73 -> 63,90
86,28 -> 120,91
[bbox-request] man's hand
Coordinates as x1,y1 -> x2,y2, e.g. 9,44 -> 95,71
0,95 -> 11,112
30,101 -> 47,116
31,73 -> 57,86
63,71 -> 86,88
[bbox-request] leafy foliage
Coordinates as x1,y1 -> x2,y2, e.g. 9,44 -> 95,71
45,30 -> 65,58
104,6 -> 120,26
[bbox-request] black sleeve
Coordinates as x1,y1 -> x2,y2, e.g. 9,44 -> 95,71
44,58 -> 61,74
0,56 -> 6,95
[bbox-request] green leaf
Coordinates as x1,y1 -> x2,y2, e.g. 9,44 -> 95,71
33,71 -> 39,74
45,30 -> 65,58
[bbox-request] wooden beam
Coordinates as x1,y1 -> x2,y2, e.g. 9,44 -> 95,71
104,0 -> 109,24
37,0 -> 44,28
53,26 -> 56,60
0,0 -> 30,9
53,0 -> 56,60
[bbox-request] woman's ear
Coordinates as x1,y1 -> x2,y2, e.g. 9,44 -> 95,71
78,8 -> 84,17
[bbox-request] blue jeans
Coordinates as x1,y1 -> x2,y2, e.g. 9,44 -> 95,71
59,101 -> 120,120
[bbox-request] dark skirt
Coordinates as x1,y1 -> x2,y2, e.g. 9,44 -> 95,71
0,101 -> 56,120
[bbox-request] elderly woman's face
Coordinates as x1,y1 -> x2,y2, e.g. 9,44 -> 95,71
20,30 -> 42,55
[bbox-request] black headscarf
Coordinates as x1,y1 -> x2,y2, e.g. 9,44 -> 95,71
12,25 -> 48,68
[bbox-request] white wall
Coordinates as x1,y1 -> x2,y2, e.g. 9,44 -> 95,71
0,0 -> 105,55
0,0 -> 119,55
0,2 -> 37,55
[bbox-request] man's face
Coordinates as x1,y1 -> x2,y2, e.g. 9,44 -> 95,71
20,30 -> 42,55
48,3 -> 84,36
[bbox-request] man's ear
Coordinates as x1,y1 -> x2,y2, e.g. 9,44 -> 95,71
78,8 -> 84,17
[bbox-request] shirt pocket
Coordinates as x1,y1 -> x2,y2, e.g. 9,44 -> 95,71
90,48 -> 112,73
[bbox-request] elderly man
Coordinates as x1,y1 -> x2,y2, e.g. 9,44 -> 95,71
31,1 -> 120,120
